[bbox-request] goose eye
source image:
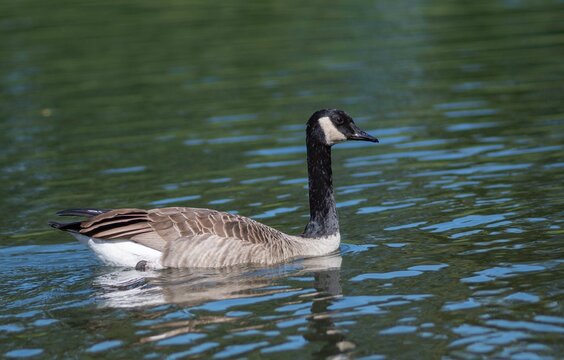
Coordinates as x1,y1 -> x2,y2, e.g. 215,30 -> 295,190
334,118 -> 344,125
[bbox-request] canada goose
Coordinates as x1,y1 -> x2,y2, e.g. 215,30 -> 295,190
50,109 -> 378,269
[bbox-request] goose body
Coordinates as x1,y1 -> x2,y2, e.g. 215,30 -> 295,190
50,109 -> 378,269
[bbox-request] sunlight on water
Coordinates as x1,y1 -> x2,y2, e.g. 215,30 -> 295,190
1,0 -> 563,358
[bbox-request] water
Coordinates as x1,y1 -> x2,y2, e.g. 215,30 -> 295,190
1,0 -> 563,358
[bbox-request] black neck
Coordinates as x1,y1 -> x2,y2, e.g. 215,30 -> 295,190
303,139 -> 339,238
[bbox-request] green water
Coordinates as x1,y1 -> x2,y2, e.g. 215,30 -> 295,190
1,0 -> 563,358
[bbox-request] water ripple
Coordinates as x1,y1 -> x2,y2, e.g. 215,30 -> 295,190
422,213 -> 511,233
461,264 -> 547,284
2,0 -> 563,358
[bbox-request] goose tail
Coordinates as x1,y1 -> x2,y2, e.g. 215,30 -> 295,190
48,220 -> 82,232
56,208 -> 110,217
49,208 -> 111,232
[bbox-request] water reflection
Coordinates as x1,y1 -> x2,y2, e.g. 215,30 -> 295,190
1,0 -> 564,358
92,254 -> 352,356
94,254 -> 342,309
302,271 -> 354,358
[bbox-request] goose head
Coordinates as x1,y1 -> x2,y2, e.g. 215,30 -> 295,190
307,109 -> 379,146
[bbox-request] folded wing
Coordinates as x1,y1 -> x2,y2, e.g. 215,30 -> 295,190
55,207 -> 292,264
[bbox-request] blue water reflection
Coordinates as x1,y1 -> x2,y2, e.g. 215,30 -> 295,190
1,0 -> 563,358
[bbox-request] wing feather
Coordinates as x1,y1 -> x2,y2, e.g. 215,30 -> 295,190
58,207 -> 289,254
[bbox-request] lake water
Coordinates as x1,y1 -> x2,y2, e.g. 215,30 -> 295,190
1,0 -> 563,358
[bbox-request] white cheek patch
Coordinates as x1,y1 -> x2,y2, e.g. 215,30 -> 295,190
318,117 -> 346,145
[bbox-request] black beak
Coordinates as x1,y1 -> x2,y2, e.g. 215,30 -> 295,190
349,124 -> 379,143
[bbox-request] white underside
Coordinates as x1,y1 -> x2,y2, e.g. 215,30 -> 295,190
72,232 -> 340,269
72,233 -> 163,269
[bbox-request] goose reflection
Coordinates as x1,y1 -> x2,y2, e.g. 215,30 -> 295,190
93,252 -> 343,308
93,253 -> 354,357
303,270 -> 357,358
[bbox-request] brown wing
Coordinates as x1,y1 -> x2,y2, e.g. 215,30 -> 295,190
73,208 -> 163,250
74,207 -> 288,252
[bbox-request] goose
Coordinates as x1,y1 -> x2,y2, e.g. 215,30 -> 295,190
49,109 -> 378,269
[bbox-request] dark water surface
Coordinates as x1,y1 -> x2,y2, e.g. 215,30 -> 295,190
1,0 -> 563,358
